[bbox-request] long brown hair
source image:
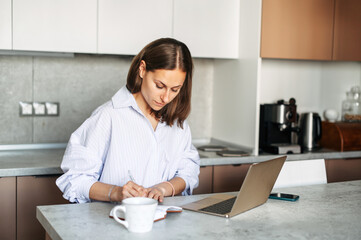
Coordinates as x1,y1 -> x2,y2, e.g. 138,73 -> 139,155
126,38 -> 193,128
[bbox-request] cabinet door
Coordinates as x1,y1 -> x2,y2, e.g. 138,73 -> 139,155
193,166 -> 213,195
174,0 -> 240,59
0,177 -> 16,240
213,164 -> 251,193
17,175 -> 68,240
98,0 -> 172,55
13,0 -> 97,53
325,158 -> 361,183
333,0 -> 361,61
0,0 -> 11,49
261,0 -> 334,60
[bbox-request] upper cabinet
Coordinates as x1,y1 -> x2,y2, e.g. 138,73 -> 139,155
12,0 -> 97,53
173,0 -> 240,59
261,0 -> 361,61
3,0 -> 240,59
333,0 -> 361,61
0,0 -> 12,50
98,0 -> 173,55
260,0 -> 334,60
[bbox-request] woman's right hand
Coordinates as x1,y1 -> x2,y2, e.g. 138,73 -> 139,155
116,181 -> 148,200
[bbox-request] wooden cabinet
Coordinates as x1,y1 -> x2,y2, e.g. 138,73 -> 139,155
193,166 -> 213,195
333,0 -> 361,61
0,177 -> 16,240
98,0 -> 172,55
325,158 -> 361,183
213,164 -> 251,193
194,164 -> 252,194
174,0 -> 240,59
261,0 -> 361,61
12,0 -> 97,53
0,0 -> 12,50
16,175 -> 68,240
261,0 -> 334,60
0,175 -> 67,240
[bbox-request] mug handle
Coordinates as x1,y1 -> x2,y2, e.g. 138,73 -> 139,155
113,206 -> 129,229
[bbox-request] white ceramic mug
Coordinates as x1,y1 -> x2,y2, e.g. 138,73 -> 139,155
113,197 -> 158,233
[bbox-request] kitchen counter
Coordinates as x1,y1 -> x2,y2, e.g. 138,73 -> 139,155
199,148 -> 361,166
0,148 -> 66,177
1,147 -> 361,177
37,180 -> 361,240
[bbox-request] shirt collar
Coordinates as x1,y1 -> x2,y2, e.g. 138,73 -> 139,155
111,85 -> 138,109
112,85 -> 169,129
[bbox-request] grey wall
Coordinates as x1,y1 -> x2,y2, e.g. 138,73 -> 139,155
0,55 -> 214,144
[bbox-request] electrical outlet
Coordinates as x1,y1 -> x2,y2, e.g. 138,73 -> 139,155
19,102 -> 33,116
45,102 -> 59,116
33,102 -> 46,115
19,101 -> 60,116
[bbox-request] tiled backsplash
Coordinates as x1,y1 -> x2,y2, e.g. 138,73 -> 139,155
0,55 -> 214,144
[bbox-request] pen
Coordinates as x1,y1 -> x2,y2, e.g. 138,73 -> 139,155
128,170 -> 135,182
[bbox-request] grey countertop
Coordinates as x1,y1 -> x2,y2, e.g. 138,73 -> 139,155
37,180 -> 361,240
1,147 -> 361,177
0,148 -> 66,177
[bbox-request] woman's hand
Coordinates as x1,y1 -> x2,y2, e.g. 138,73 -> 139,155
117,181 -> 148,200
89,181 -> 149,203
146,187 -> 166,202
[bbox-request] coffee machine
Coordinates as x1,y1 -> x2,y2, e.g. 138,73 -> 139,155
259,98 -> 301,154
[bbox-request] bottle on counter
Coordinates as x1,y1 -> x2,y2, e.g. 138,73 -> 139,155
342,86 -> 361,122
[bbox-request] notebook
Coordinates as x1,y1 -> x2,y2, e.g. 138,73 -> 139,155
182,156 -> 286,218
216,150 -> 250,157
197,145 -> 228,152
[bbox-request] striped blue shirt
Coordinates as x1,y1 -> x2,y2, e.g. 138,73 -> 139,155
56,86 -> 200,203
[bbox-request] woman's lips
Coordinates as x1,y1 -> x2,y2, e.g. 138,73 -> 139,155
154,101 -> 165,107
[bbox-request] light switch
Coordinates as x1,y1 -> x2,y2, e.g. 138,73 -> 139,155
45,102 -> 59,116
19,102 -> 33,116
33,102 -> 46,115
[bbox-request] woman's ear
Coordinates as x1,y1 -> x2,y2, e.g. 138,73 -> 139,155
139,60 -> 146,78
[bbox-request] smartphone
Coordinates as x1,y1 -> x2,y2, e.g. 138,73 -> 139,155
269,193 -> 299,201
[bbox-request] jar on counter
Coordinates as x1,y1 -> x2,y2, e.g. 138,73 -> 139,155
342,86 -> 361,122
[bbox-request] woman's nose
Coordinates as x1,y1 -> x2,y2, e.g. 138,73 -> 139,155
161,90 -> 170,103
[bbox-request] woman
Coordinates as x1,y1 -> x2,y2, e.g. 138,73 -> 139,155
56,38 -> 200,203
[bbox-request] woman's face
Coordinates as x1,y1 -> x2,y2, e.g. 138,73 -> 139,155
139,61 -> 186,111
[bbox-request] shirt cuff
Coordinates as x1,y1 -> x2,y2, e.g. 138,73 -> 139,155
78,178 -> 98,203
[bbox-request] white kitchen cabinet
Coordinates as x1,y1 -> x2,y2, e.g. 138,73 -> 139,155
98,0 -> 173,55
12,0 -> 97,53
0,0 -> 12,50
173,0 -> 240,59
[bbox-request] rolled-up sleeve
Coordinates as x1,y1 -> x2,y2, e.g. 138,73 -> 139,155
56,108 -> 111,203
174,122 -> 200,195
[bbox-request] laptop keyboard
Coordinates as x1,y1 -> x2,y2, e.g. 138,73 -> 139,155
200,197 -> 237,215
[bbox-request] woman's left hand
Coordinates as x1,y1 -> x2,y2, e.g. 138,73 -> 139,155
146,187 -> 166,202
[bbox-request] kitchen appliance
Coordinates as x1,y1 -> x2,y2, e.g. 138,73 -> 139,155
319,121 -> 361,151
298,112 -> 322,150
259,98 -> 301,154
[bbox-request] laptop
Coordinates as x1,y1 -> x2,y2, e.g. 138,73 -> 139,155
182,156 -> 286,218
